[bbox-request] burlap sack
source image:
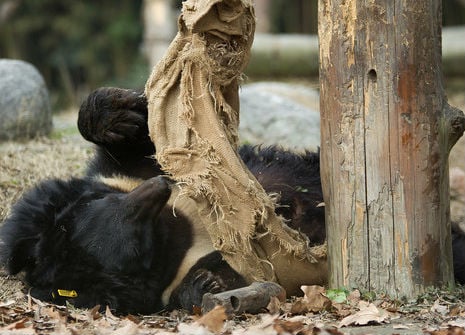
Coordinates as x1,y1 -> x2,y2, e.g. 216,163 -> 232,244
145,0 -> 326,295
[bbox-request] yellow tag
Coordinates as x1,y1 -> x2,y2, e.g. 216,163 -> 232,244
57,289 -> 78,298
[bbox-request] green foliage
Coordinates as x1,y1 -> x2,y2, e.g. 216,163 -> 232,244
267,0 -> 464,35
326,288 -> 349,303
360,290 -> 377,302
0,0 -> 146,109
269,0 -> 318,34
49,126 -> 79,140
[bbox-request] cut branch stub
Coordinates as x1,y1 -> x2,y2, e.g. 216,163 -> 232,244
145,0 -> 327,295
201,281 -> 286,316
444,102 -> 465,153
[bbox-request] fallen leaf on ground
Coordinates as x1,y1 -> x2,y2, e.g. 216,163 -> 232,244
4,318 -> 30,330
290,298 -> 309,314
301,285 -> 332,312
231,314 -> 278,335
0,300 -> 16,308
393,324 -> 410,329
347,290 -> 361,306
448,319 -> 465,328
338,301 -> 389,328
196,305 -> 227,334
273,319 -> 305,334
87,305 -> 102,321
431,299 -> 449,316
313,327 -> 344,335
42,306 -> 64,322
111,319 -> 140,335
426,326 -> 465,335
178,322 -> 215,335
267,296 -> 282,315
331,303 -> 351,317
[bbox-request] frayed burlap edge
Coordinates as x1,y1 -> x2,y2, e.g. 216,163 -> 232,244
145,0 -> 326,294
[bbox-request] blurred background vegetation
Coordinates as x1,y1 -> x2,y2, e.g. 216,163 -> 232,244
1,0 -> 464,110
1,0 -> 145,108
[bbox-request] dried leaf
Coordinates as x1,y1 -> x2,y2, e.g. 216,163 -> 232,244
87,305 -> 102,321
393,324 -> 410,329
112,319 -> 140,335
338,302 -> 389,328
448,319 -> 465,328
267,296 -> 282,315
426,327 -> 465,335
301,285 -> 332,312
450,306 -> 463,317
230,314 -> 278,335
431,299 -> 449,316
192,305 -> 202,316
426,330 -> 449,335
69,310 -> 89,322
178,322 -> 215,335
93,317 -> 112,330
42,306 -> 63,321
314,328 -> 345,335
0,300 -> 15,308
5,317 -> 29,330
28,295 -> 47,307
0,325 -> 36,335
273,319 -> 305,334
196,305 -> 227,334
126,314 -> 141,324
290,298 -> 309,314
347,290 -> 361,306
332,303 -> 351,317
105,306 -> 117,320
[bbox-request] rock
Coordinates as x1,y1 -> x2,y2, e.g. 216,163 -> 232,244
450,167 -> 465,230
239,82 -> 320,150
0,59 -> 52,141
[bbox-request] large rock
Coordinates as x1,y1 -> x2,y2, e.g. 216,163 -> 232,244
0,59 -> 52,141
239,82 -> 320,150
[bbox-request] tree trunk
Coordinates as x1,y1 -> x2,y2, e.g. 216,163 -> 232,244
318,0 -> 465,297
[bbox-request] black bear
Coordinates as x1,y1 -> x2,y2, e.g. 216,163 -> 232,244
0,87 -> 326,315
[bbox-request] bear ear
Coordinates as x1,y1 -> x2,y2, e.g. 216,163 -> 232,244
2,236 -> 39,275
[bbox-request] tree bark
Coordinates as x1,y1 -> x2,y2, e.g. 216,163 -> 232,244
319,0 -> 465,297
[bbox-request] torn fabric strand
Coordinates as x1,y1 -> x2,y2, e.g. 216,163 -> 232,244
145,0 -> 326,295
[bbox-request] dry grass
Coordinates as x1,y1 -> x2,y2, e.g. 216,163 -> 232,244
0,131 -> 92,221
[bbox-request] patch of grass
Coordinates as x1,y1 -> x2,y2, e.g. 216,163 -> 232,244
50,126 -> 79,140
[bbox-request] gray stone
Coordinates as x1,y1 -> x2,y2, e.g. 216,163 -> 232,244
0,59 -> 52,141
239,82 -> 320,150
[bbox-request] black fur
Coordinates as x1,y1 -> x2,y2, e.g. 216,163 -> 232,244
239,145 -> 325,246
453,226 -> 465,285
0,87 -> 326,314
1,176 -> 197,314
77,87 -> 161,179
168,252 -> 247,310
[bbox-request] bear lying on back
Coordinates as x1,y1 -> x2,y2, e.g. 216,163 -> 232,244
0,87 -> 326,315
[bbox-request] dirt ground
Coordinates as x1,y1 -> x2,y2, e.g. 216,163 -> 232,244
0,87 -> 465,334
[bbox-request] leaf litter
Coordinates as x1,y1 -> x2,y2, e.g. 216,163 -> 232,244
3,279 -> 465,334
